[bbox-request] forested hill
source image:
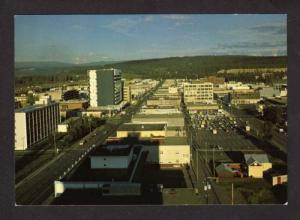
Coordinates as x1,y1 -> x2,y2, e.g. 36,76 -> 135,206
15,55 -> 287,79
103,55 -> 287,78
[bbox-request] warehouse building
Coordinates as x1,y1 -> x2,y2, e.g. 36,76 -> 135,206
15,102 -> 60,150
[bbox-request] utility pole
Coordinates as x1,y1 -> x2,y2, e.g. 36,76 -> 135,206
231,182 -> 234,205
196,149 -> 199,183
213,146 -> 215,177
205,142 -> 208,165
53,131 -> 57,154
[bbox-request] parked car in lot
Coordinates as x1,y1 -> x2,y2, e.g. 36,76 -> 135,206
79,140 -> 87,146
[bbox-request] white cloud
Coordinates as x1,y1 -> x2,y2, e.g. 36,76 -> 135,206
102,18 -> 139,35
144,15 -> 154,22
162,15 -> 190,20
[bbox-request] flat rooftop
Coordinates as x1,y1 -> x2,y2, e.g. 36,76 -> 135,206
59,100 -> 88,103
15,103 -> 58,113
159,136 -> 188,145
118,123 -> 166,131
91,144 -> 132,156
107,136 -> 188,146
133,113 -> 184,119
63,146 -> 142,182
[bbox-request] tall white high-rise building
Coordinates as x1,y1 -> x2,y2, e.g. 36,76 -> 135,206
88,69 -> 123,107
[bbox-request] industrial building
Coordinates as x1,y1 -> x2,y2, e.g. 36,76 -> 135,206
183,82 -> 214,104
88,68 -> 123,107
15,103 -> 60,150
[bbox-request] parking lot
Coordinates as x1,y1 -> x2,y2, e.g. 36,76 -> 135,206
191,111 -> 260,151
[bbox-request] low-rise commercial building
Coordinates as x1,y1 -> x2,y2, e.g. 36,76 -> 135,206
116,123 -> 167,138
90,145 -> 134,169
59,100 -> 89,111
230,90 -> 261,105
132,113 -> 184,127
146,97 -> 181,108
142,137 -> 190,166
139,108 -> 181,115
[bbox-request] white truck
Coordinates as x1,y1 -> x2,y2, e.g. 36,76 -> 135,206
79,140 -> 87,146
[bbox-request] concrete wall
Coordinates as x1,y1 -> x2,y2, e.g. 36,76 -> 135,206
90,149 -> 133,169
54,181 -> 141,197
141,145 -> 190,165
90,155 -> 132,169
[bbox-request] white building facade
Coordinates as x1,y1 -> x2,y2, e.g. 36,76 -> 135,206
183,82 -> 214,104
15,103 -> 60,150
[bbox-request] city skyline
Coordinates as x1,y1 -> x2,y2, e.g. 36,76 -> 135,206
15,14 -> 286,64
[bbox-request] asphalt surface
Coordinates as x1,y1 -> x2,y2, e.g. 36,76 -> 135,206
222,104 -> 287,153
181,102 -> 221,204
15,81 -> 163,205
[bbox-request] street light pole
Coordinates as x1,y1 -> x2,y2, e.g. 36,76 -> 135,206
53,131 -> 57,154
205,142 -> 208,165
196,149 -> 199,183
213,146 -> 215,177
231,182 -> 234,205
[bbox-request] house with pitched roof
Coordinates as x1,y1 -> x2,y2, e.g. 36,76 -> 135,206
244,154 -> 272,178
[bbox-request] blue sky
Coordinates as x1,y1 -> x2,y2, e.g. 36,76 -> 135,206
15,14 -> 286,63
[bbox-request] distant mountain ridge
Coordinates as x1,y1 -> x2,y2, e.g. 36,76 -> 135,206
15,61 -> 119,69
15,55 -> 287,78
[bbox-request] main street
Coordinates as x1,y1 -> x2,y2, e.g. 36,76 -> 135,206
15,80 -> 163,205
181,101 -> 221,204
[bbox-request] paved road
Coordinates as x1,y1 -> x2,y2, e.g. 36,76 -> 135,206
15,81 -> 163,205
223,104 -> 287,153
181,102 -> 221,204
